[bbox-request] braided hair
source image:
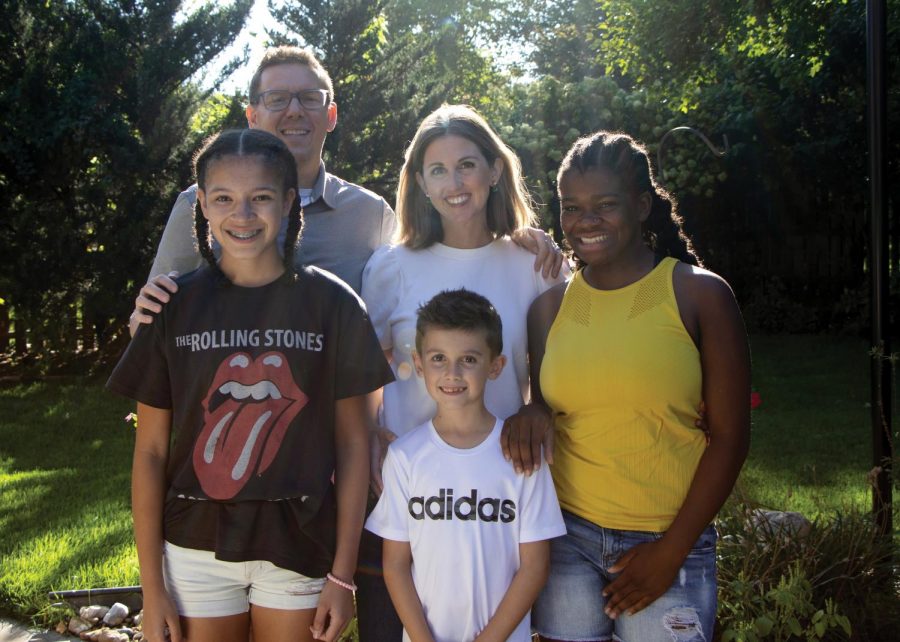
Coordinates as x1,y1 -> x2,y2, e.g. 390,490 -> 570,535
193,129 -> 302,282
557,131 -> 702,267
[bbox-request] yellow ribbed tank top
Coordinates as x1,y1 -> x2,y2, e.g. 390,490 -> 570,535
541,257 -> 705,532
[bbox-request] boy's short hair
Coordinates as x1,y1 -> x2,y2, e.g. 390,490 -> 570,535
248,46 -> 335,104
415,289 -> 503,357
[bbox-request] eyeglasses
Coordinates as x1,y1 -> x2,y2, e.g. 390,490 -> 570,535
255,89 -> 330,111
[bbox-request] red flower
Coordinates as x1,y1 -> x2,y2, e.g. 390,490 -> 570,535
750,392 -> 762,410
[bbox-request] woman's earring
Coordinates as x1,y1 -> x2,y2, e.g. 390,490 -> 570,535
490,183 -> 498,194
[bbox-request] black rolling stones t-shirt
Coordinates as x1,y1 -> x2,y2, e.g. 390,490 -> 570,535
108,265 -> 393,576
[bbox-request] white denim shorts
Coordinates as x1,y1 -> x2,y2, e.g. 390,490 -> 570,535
163,541 -> 325,617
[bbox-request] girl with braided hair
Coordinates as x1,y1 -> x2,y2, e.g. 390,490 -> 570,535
108,129 -> 392,642
191,129 -> 303,284
502,131 -> 750,641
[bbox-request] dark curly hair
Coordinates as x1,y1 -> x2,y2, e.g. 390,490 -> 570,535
557,131 -> 702,267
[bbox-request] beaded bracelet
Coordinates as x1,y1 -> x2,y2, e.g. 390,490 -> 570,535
326,572 -> 357,592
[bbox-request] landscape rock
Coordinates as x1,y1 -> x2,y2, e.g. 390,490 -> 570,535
80,605 -> 110,622
102,603 -> 129,626
80,628 -> 101,641
749,508 -> 812,539
98,629 -> 130,642
62,601 -> 143,642
68,616 -> 93,635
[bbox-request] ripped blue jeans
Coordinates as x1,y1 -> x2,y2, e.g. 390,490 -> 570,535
532,511 -> 717,642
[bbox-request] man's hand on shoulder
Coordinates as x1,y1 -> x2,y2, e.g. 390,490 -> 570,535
129,271 -> 179,337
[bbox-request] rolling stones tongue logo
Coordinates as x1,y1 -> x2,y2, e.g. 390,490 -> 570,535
192,351 -> 308,500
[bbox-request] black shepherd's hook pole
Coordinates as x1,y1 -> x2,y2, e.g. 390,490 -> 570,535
657,126 -> 729,179
867,0 -> 892,538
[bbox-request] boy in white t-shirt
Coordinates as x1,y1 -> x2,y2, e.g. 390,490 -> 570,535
366,289 -> 566,642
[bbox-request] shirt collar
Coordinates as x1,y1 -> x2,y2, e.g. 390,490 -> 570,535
308,161 -> 337,210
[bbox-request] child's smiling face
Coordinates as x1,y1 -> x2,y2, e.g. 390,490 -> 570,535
413,327 -> 505,410
558,166 -> 650,270
198,155 -> 296,285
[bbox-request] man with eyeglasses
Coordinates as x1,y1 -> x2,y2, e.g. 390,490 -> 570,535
129,47 -> 395,334
131,46 -> 563,334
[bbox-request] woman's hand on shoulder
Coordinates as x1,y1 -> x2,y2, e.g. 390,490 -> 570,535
501,403 -> 554,476
129,271 -> 180,337
511,227 -> 566,279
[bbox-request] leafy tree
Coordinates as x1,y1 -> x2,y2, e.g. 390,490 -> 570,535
500,0 -> 898,329
515,0 -> 611,84
268,0 -> 511,194
618,0 -> 884,315
0,0 -> 252,354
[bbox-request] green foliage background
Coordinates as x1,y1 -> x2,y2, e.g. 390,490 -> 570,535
0,0 -> 253,358
1,0 -> 898,360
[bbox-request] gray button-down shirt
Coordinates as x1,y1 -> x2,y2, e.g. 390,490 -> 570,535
148,162 -> 396,294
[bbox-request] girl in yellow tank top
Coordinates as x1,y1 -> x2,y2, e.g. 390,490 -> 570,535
501,131 -> 750,641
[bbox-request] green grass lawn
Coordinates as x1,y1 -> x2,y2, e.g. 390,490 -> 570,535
0,334 -> 894,625
738,334 -> 880,517
0,380 -> 138,621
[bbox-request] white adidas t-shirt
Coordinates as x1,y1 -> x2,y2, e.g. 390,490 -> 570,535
366,418 -> 566,642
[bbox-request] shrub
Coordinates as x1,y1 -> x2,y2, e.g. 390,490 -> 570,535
716,502 -> 898,641
718,563 -> 850,641
740,277 -> 822,334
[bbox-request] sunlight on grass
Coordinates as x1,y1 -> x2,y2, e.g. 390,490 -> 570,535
734,469 -> 870,517
0,490 -> 138,596
44,403 -> 73,420
0,468 -> 72,531
1,520 -> 137,616
737,334 -> 876,521
0,379 -> 137,618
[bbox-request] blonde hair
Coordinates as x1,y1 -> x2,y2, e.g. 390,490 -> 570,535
396,104 -> 537,248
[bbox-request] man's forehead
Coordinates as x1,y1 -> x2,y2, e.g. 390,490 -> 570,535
258,63 -> 327,91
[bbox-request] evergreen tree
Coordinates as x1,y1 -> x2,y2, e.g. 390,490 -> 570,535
268,0 -> 510,194
0,0 -> 252,353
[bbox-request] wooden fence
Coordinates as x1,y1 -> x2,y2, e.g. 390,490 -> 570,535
0,300 -> 108,357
